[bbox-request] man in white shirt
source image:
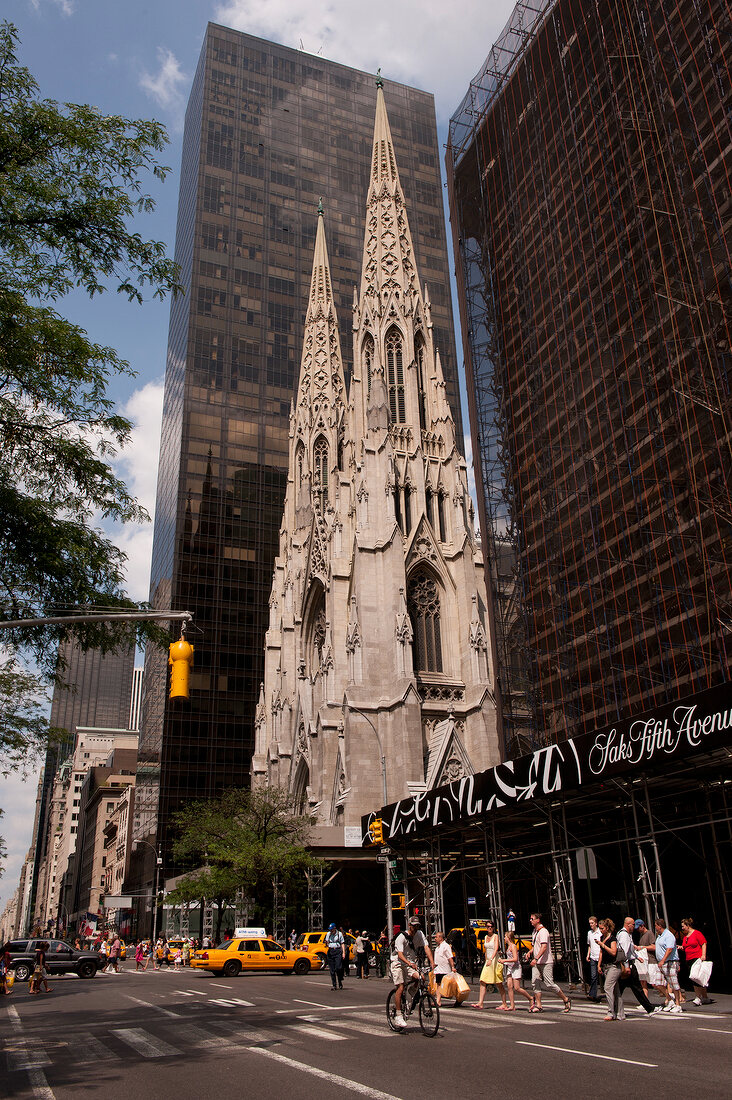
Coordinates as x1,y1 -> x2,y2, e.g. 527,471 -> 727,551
586,916 -> 602,1001
391,916 -> 435,1028
616,915 -> 654,1014
433,931 -> 457,1007
528,912 -> 571,1013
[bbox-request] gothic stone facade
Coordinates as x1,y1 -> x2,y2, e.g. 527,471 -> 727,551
252,84 -> 500,827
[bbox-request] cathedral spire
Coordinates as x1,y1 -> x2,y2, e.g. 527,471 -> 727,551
288,207 -> 346,528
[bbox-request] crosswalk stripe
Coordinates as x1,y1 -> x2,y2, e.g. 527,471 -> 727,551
322,1018 -> 387,1039
112,1028 -> 180,1059
290,1023 -> 348,1041
73,1033 -> 120,1061
6,1049 -> 52,1071
210,997 -> 255,1007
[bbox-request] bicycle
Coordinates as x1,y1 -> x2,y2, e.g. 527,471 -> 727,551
386,967 -> 440,1036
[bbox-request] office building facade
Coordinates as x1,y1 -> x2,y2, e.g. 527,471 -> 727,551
447,0 -> 731,753
133,25 -> 462,897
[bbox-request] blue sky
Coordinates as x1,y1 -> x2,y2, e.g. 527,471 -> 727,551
1,0 -> 518,916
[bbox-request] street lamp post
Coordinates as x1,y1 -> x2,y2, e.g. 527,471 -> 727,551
134,841 -> 163,941
343,699 -> 393,944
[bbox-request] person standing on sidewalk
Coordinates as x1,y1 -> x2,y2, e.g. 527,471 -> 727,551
355,931 -> 370,979
617,916 -> 654,1014
528,913 -> 571,1014
586,916 -> 602,1001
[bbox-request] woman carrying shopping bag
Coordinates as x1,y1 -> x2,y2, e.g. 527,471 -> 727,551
681,918 -> 713,1006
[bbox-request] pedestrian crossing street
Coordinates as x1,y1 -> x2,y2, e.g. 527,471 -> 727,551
4,992 -> 719,1074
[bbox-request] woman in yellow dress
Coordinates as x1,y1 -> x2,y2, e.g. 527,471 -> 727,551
470,921 -> 507,1009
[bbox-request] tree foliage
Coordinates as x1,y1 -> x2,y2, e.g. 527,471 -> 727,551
167,788 -> 317,930
0,655 -> 57,778
0,22 -> 181,672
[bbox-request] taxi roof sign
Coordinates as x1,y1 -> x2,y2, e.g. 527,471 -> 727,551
234,927 -> 267,937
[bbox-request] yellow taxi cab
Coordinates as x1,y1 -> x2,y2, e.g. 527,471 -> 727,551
294,930 -> 357,969
190,932 -> 311,977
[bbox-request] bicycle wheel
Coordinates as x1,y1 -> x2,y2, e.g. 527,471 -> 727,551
418,992 -> 440,1036
386,988 -> 400,1031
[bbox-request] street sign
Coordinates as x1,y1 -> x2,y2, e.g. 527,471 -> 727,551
467,896 -> 476,906
104,896 -> 132,908
380,847 -> 391,855
376,855 -> 388,863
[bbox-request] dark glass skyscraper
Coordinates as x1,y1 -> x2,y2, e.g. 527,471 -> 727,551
447,0 -> 731,754
133,25 -> 462,879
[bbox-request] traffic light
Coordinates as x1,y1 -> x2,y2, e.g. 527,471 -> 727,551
367,818 -> 383,845
391,893 -> 405,910
169,636 -> 194,698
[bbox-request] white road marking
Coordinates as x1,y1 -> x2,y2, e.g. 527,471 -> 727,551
184,989 -> 208,995
290,1022 -> 348,1041
515,1040 -> 657,1067
112,1028 -> 180,1059
245,1045 -> 405,1098
294,998 -> 334,1008
73,1033 -> 118,1061
209,997 -> 255,1007
124,995 -> 180,1018
209,982 -> 233,988
7,1050 -> 52,1071
6,1004 -> 56,1099
697,1027 -> 732,1035
311,1018 -> 387,1039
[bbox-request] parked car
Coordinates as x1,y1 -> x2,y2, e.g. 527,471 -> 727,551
190,936 -> 310,976
5,938 -> 102,981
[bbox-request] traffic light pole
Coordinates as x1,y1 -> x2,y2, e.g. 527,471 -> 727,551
343,700 -> 393,944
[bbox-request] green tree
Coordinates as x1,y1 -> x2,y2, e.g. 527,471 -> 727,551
0,21 -> 181,673
167,788 -> 317,937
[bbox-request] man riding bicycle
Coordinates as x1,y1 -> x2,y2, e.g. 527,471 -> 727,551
391,916 -> 435,1029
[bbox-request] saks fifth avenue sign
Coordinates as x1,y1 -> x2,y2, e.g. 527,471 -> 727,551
362,682 -> 732,844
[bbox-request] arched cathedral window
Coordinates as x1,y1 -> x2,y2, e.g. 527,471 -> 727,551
306,585 -> 327,676
407,567 -> 443,673
292,757 -> 309,816
415,333 -> 428,432
363,334 -> 374,400
313,436 -> 328,513
385,328 -> 405,424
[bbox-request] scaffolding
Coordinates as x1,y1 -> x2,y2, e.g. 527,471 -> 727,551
447,0 -> 732,753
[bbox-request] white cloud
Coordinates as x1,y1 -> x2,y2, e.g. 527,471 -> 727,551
139,46 -> 188,118
29,0 -> 75,16
112,380 -> 164,603
214,0 -> 516,121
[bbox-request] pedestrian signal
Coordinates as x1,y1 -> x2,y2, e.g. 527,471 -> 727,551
169,636 -> 194,699
368,818 -> 384,845
391,893 -> 405,910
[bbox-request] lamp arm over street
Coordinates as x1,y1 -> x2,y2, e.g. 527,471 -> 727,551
343,698 -> 393,943
0,610 -> 193,630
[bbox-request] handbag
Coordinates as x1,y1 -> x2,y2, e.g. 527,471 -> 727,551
689,959 -> 712,987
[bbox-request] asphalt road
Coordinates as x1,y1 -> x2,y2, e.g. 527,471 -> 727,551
2,965 -> 730,1099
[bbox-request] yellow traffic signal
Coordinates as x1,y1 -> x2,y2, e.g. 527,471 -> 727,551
169,636 -> 194,699
368,818 -> 383,845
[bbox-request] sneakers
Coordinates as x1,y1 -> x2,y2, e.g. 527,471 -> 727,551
669,1004 -> 683,1015
692,997 -> 702,1006
652,1006 -> 666,1014
393,1015 -> 407,1029
662,1002 -> 674,1012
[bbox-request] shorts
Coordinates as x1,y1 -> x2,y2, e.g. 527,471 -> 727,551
505,962 -> 522,981
390,959 -> 416,986
660,960 -> 680,990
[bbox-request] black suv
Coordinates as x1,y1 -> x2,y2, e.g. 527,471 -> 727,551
5,938 -> 102,981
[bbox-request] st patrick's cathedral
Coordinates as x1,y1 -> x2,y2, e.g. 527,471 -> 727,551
251,80 -> 500,829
